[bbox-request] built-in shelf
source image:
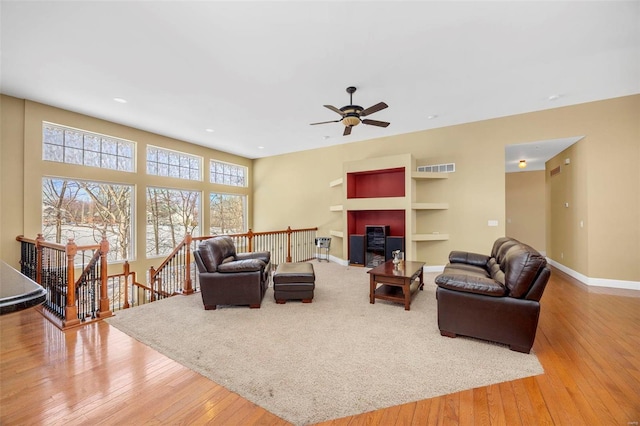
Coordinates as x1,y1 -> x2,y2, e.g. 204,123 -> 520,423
329,178 -> 343,187
411,202 -> 449,210
329,154 -> 450,262
347,167 -> 405,198
345,197 -> 406,211
411,171 -> 449,180
412,233 -> 449,241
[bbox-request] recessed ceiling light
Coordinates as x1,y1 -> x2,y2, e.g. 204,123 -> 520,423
205,128 -> 215,133
548,94 -> 561,101
113,97 -> 127,104
257,146 -> 264,149
427,115 -> 438,120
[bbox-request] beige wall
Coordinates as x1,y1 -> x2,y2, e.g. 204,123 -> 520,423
0,96 -> 26,263
254,95 -> 639,281
2,94 -> 639,282
506,170 -> 546,253
1,96 -> 253,279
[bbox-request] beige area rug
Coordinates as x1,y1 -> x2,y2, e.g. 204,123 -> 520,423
106,261 -> 544,425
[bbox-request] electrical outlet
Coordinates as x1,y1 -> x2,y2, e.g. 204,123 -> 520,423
561,252 -> 564,259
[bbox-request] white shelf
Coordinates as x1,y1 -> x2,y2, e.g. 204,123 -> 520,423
329,230 -> 343,238
345,197 -> 406,211
411,171 -> 449,180
329,178 -> 343,187
412,202 -> 449,210
329,204 -> 343,212
412,233 -> 449,241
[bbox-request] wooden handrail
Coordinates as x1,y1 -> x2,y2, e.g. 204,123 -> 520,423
151,226 -> 319,297
64,238 -> 80,328
16,233 -> 111,329
18,226 -> 319,322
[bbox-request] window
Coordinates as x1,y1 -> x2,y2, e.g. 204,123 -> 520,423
42,178 -> 134,262
43,123 -> 134,172
147,146 -> 202,181
146,187 -> 201,257
210,193 -> 246,234
210,160 -> 247,187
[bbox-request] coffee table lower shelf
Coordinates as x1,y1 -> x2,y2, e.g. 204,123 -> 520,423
372,280 -> 423,307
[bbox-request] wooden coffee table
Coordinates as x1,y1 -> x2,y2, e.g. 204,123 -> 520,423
368,260 -> 425,310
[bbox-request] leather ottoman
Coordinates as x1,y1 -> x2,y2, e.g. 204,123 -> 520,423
273,262 -> 315,304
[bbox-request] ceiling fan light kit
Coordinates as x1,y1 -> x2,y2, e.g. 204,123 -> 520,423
311,86 -> 390,136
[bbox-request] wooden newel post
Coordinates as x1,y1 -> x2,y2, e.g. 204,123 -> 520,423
183,233 -> 194,295
35,234 -> 45,284
286,226 -> 292,263
149,266 -> 157,302
98,234 -> 113,318
64,238 -> 80,328
247,229 -> 254,252
122,261 -> 131,309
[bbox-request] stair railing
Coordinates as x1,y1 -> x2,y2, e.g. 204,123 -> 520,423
149,226 -> 318,296
17,226 -> 319,321
107,261 -> 171,310
16,233 -> 112,330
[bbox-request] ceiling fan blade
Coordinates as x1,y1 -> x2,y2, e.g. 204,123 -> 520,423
362,119 -> 390,128
360,102 -> 388,117
324,105 -> 345,116
310,119 -> 341,125
343,126 -> 352,136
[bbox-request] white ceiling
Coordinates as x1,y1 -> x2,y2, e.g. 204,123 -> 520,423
2,1 -> 639,165
504,136 -> 583,173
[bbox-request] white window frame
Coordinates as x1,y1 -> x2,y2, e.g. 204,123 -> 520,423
209,160 -> 247,187
42,122 -> 135,172
146,145 -> 203,181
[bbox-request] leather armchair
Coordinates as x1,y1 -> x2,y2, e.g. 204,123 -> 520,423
193,236 -> 271,310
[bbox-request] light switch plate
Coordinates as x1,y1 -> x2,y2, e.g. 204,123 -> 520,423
488,220 -> 498,227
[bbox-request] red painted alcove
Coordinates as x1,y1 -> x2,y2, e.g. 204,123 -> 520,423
347,210 -> 405,237
346,167 -> 405,198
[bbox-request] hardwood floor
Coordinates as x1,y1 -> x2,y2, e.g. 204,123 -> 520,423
1,268 -> 639,425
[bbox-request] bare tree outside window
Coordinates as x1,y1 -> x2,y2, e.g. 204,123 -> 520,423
210,193 -> 246,234
42,178 -> 133,261
146,187 -> 200,257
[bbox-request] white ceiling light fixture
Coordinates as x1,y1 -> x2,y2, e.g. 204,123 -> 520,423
205,128 -> 215,133
113,97 -> 127,104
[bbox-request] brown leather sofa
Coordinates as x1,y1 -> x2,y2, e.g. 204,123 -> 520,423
193,236 -> 271,310
435,237 -> 550,353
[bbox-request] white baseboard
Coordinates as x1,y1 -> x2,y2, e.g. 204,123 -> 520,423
330,258 -> 638,292
547,259 -> 640,291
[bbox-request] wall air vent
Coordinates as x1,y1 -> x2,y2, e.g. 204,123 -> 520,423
550,166 -> 561,177
417,163 -> 455,173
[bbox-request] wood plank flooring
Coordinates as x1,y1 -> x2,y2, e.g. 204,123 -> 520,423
1,268 -> 639,425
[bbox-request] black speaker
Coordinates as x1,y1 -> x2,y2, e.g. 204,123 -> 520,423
385,236 -> 405,261
349,234 -> 365,266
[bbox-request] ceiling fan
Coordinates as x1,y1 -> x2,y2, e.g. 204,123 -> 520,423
310,86 -> 390,136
